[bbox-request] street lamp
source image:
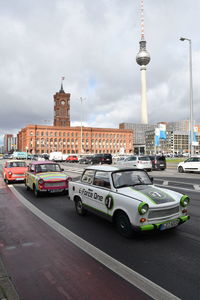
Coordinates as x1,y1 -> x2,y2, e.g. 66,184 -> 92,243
80,97 -> 86,154
180,37 -> 194,156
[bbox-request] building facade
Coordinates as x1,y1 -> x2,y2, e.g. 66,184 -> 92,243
17,125 -> 133,154
53,84 -> 70,127
145,129 -> 200,155
3,134 -> 17,153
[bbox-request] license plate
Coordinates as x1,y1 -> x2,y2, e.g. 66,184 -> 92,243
49,189 -> 63,193
15,178 -> 24,181
160,164 -> 164,166
159,219 -> 179,231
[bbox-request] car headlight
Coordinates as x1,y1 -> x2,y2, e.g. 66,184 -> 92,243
180,195 -> 190,207
138,202 -> 149,215
38,179 -> 44,184
8,171 -> 12,175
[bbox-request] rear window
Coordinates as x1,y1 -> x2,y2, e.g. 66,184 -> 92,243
138,156 -> 150,161
157,156 -> 166,161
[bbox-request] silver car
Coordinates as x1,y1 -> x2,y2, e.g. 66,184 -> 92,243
117,155 -> 152,171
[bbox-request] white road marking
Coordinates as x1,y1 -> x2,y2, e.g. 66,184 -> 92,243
163,181 -> 168,186
10,185 -> 180,300
193,184 -> 200,191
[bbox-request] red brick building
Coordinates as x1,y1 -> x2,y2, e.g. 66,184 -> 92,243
17,85 -> 133,154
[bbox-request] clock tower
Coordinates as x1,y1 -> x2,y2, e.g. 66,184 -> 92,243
53,82 -> 70,127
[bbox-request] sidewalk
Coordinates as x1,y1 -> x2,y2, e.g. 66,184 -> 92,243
0,178 -> 150,300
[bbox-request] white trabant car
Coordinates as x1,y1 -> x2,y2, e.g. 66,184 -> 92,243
68,166 -> 190,237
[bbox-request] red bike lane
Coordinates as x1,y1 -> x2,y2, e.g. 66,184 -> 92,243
0,178 -> 151,300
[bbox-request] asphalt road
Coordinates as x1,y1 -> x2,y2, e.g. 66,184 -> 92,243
1,160 -> 200,299
10,164 -> 200,300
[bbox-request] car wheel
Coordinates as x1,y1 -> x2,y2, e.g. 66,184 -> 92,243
5,178 -> 10,184
178,166 -> 184,173
34,185 -> 40,197
115,212 -> 133,238
75,198 -> 87,216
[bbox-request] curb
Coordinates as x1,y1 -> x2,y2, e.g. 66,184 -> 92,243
0,258 -> 20,300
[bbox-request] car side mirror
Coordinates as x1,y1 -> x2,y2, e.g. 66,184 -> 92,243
149,176 -> 153,183
61,168 -> 64,171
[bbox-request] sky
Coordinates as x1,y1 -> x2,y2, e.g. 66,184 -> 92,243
0,0 -> 200,145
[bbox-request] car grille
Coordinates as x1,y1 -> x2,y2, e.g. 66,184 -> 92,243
13,174 -> 24,177
44,182 -> 66,187
148,206 -> 179,219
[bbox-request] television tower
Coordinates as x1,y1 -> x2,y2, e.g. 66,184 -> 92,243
136,0 -> 151,124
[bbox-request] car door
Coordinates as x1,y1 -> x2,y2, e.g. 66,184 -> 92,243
184,158 -> 195,171
124,156 -> 137,167
192,157 -> 200,171
25,164 -> 36,189
91,171 -> 112,214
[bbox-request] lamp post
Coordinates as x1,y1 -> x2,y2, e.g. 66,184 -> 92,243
80,97 -> 85,154
180,37 -> 194,156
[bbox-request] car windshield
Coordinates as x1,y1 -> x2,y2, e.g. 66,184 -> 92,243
7,162 -> 26,168
35,164 -> 61,173
112,170 -> 152,188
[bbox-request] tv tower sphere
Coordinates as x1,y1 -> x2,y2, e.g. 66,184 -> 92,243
136,40 -> 150,66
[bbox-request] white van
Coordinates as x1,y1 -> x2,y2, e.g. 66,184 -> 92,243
49,152 -> 63,162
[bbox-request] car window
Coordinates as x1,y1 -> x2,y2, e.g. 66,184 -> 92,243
8,162 -> 26,167
93,171 -> 111,189
157,156 -> 166,161
112,170 -> 152,188
193,157 -> 200,162
138,156 -> 150,161
82,170 -> 95,184
35,164 -> 61,173
29,165 -> 35,172
126,156 -> 136,161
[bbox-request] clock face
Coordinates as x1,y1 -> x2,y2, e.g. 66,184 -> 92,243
61,100 -> 65,105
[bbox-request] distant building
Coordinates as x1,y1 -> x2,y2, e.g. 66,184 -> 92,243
145,129 -> 200,155
17,124 -> 133,155
119,123 -> 156,154
3,134 -> 17,153
17,85 -> 133,155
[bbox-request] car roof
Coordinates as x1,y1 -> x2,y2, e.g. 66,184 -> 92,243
85,165 -> 146,172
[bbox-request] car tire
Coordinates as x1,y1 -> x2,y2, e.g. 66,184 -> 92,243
34,185 -> 40,197
25,183 -> 31,191
75,198 -> 87,216
178,166 -> 184,173
115,212 -> 133,238
5,178 -> 10,184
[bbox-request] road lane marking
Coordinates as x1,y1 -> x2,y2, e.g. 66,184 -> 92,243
194,184 -> 200,191
10,185 -> 180,300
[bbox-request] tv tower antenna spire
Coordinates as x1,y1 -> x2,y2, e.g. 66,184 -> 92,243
141,0 -> 145,40
136,0 -> 151,124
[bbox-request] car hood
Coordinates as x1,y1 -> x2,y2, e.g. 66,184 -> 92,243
118,185 -> 178,205
36,172 -> 68,181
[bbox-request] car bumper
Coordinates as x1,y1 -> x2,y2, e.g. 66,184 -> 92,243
136,215 -> 190,232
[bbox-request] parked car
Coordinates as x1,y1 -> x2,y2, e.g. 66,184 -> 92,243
25,161 -> 72,197
117,155 -> 152,171
2,160 -> 28,184
66,155 -> 78,163
90,153 -> 112,165
69,166 -> 190,237
177,157 -> 200,173
148,155 -> 166,170
79,155 -> 93,164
